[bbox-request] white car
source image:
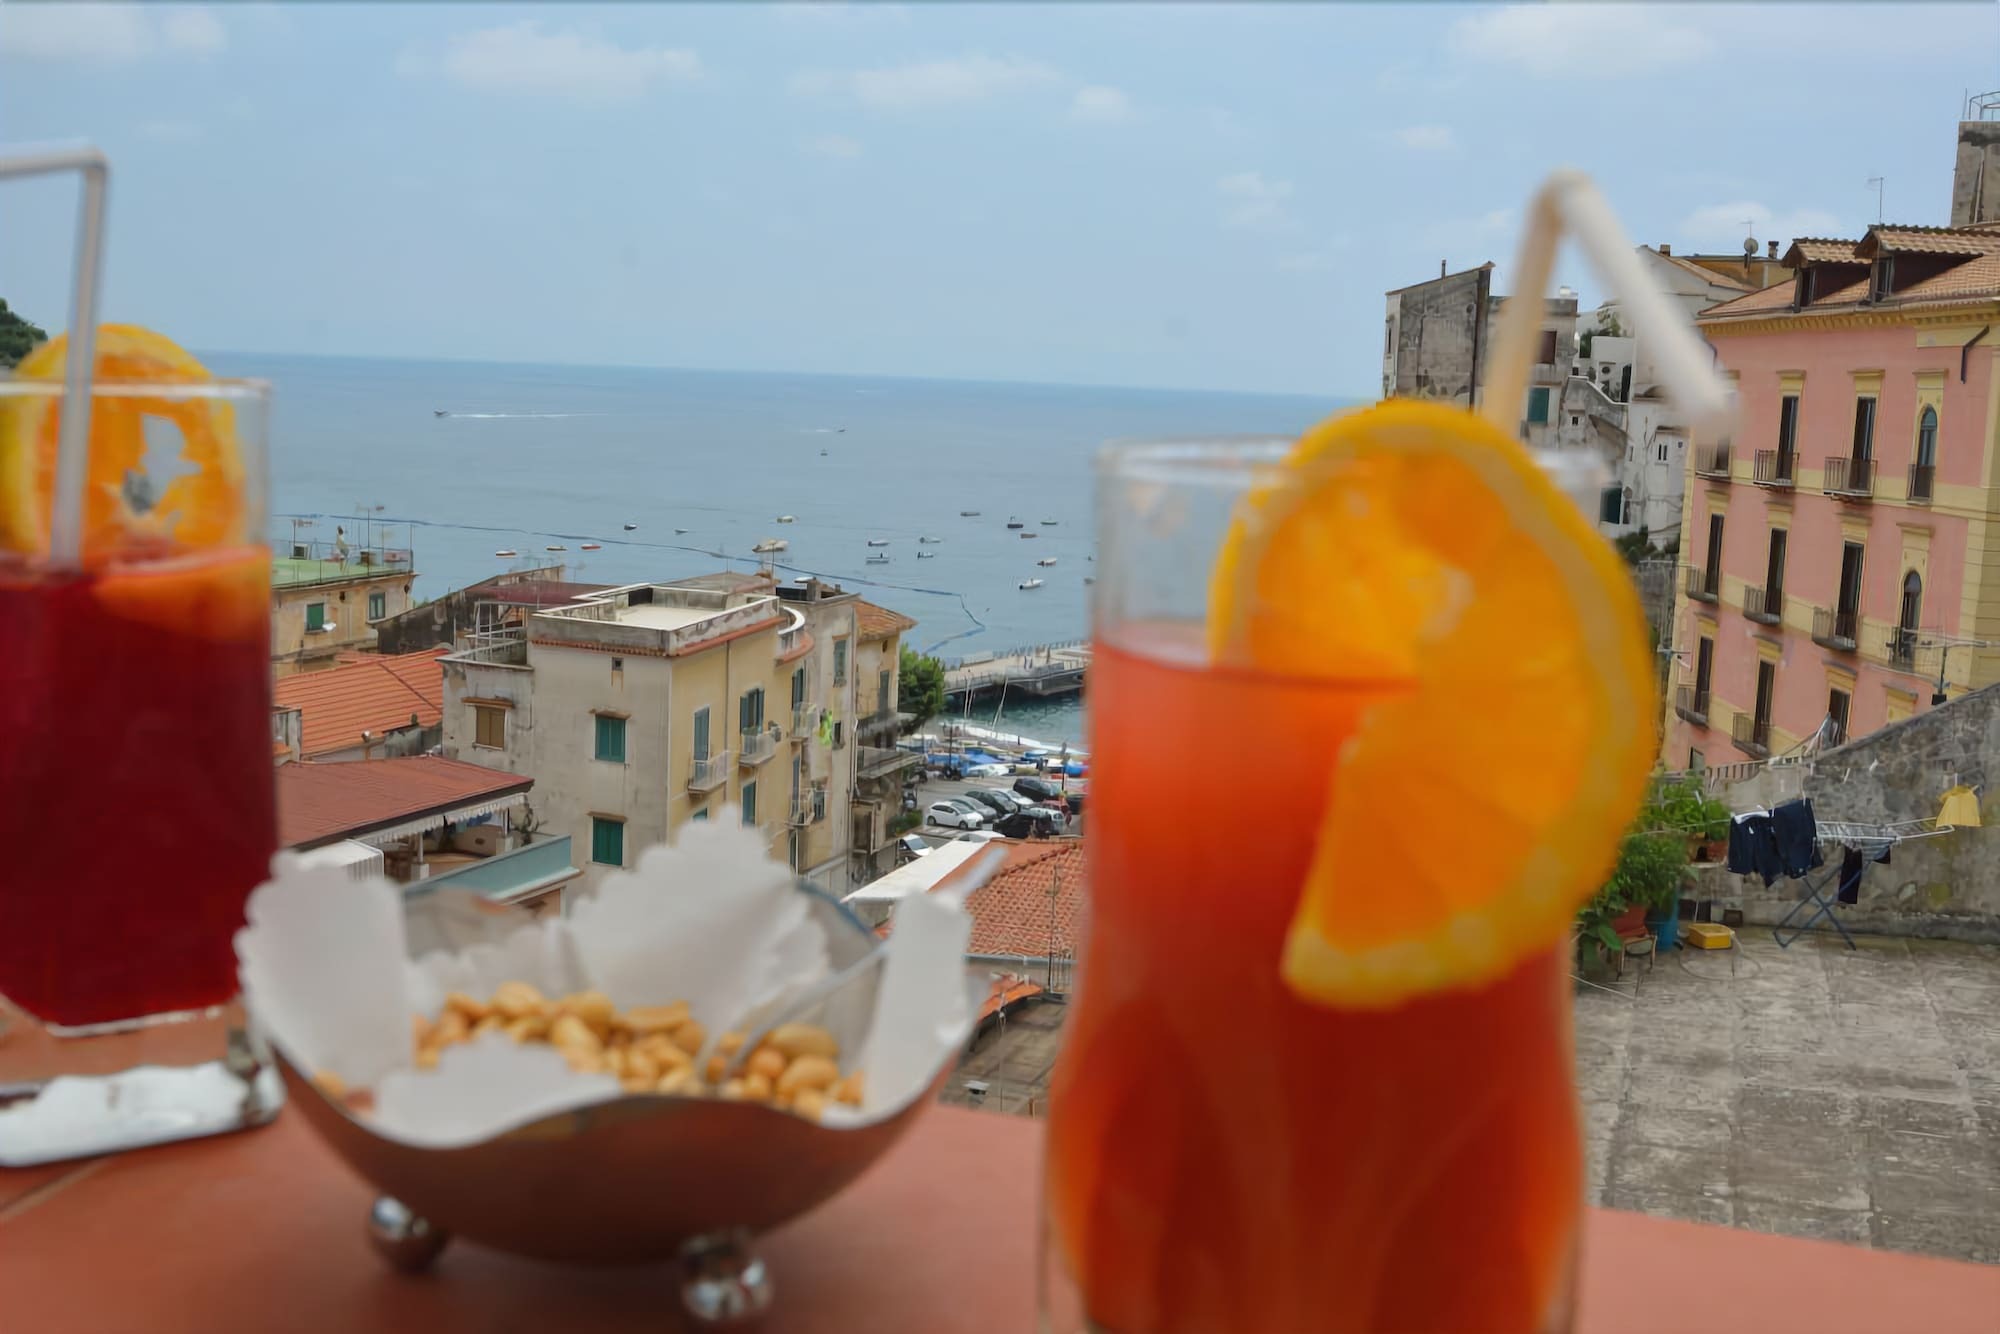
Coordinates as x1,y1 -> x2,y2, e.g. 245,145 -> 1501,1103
925,800 -> 985,830
965,762 -> 1012,778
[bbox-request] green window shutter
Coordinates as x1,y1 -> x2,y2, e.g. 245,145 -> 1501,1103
595,715 -> 626,762
591,817 -> 624,866
1527,387 -> 1550,425
692,707 -> 710,761
691,808 -> 708,823
305,602 -> 325,632
833,639 -> 847,684
791,668 -> 805,708
742,782 -> 757,825
368,591 -> 385,620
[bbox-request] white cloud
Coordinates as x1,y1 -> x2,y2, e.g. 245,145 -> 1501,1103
0,5 -> 225,63
139,119 -> 202,143
794,54 -> 1058,110
804,133 -> 863,160
1392,125 -> 1456,153
1217,171 -> 1297,231
409,23 -> 701,102
1448,5 -> 1714,79
1680,201 -> 1846,249
1070,85 -> 1134,124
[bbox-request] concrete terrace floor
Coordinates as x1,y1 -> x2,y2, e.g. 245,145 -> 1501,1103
1575,929 -> 2000,1264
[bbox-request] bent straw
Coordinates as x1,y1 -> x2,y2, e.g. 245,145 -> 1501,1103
0,145 -> 109,569
1483,169 -> 1733,446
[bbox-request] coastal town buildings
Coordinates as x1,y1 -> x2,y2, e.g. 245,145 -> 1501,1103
1662,218 -> 2000,770
437,572 -> 916,897
270,530 -> 417,676
270,646 -> 447,762
1381,262 -> 1577,450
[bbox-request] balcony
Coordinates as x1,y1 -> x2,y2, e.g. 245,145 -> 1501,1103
1888,626 -> 1920,671
690,751 -> 731,792
1694,443 -> 1732,479
1752,448 -> 1796,488
1684,565 -> 1720,604
1812,605 -> 1859,652
740,725 -> 781,767
856,707 -> 900,741
1742,585 -> 1784,626
1908,463 -> 1936,504
1732,712 -> 1772,758
856,744 -> 921,784
1822,455 -> 1876,500
1674,685 -> 1710,726
1531,362 -> 1563,384
792,703 -> 820,739
420,834 -> 577,906
789,786 -> 828,827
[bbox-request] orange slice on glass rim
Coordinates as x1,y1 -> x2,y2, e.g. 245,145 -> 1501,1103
0,325 -> 245,560
1209,399 -> 1656,1009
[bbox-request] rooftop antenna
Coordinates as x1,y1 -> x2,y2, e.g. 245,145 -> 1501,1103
1866,176 -> 1885,224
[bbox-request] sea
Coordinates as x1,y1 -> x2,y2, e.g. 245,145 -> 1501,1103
209,352 -> 1351,747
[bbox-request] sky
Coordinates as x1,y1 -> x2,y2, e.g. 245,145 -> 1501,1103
1,2 -> 1996,397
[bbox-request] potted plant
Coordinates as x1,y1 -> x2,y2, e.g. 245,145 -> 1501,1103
1654,776 -> 1731,863
1613,829 -> 1689,952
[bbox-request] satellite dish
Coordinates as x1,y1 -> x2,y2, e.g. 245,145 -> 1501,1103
1743,236 -> 1759,256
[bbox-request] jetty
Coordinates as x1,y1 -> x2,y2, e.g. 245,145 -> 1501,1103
942,641 -> 1089,700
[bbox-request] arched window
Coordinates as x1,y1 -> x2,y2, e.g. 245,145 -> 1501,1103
1915,406 -> 1938,467
1896,570 -> 1923,666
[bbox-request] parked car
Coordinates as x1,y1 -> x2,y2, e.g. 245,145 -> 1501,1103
1013,776 -> 1062,803
997,808 -> 1062,839
979,787 -> 1034,815
925,800 -> 984,829
1061,788 -> 1085,816
949,828 -> 1003,844
897,833 -> 932,862
958,790 -> 1015,822
965,762 -> 1012,778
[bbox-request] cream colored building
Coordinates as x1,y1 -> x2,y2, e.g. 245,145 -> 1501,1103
438,573 -> 918,897
271,534 -> 417,676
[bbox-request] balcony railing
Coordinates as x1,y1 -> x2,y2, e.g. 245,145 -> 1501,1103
1732,712 -> 1772,758
789,787 -> 828,826
1908,463 -> 1936,504
690,752 -> 731,792
1743,585 -> 1784,626
1812,605 -> 1858,652
740,725 -> 781,767
1888,626 -> 1919,670
1684,565 -> 1720,604
1674,685 -> 1710,726
792,704 -> 820,739
1752,448 -> 1796,487
1822,456 -> 1876,499
1694,443 -> 1732,478
856,744 -> 920,783
856,707 -> 899,741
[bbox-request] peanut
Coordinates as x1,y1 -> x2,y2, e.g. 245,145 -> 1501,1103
411,1013 -> 434,1047
563,1047 -> 606,1075
433,1009 -> 471,1045
705,1054 -> 729,1083
414,1045 -> 441,1071
747,1047 -> 787,1082
549,1014 -> 602,1054
625,1001 -> 691,1034
742,1071 -> 774,1101
491,981 -> 546,1020
776,1054 -> 839,1098
558,990 -> 617,1037
831,1071 -> 865,1107
471,1014 -> 506,1039
670,1019 -> 707,1056
792,1088 -> 828,1122
718,1078 -> 751,1101
620,1073 -> 656,1094
716,1030 -> 747,1058
657,1067 -> 699,1096
444,990 -> 491,1022
766,1022 -> 839,1061
626,1048 -> 660,1083
504,1016 -> 546,1043
604,1046 -> 630,1078
311,1070 -> 348,1101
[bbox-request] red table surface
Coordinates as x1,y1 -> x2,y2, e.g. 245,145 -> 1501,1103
4,1019 -> 1999,1332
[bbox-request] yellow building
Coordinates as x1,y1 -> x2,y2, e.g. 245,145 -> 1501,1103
270,533 -> 417,676
438,574 -> 917,899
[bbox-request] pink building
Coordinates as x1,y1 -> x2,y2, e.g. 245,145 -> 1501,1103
1664,223 -> 2000,771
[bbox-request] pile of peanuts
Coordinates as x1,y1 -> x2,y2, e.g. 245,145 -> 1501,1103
373,982 -> 866,1122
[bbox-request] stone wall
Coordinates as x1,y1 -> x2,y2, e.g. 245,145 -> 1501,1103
1691,681 -> 2000,942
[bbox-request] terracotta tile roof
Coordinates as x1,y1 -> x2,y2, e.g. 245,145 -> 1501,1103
1783,238 -> 1864,265
272,647 -> 447,757
1861,226 -> 2000,257
854,599 -> 918,641
278,755 -> 531,850
1650,249 -> 1754,293
929,839 -> 1085,959
979,977 -> 1044,1022
1699,282 -> 1799,320
1896,252 -> 2000,301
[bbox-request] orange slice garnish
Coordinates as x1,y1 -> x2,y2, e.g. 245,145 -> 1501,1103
1210,400 -> 1655,1009
0,325 -> 245,560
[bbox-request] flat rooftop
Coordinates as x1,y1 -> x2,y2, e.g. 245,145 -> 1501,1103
614,603 -> 716,632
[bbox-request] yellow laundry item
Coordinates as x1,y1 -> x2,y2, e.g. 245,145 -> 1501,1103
1939,785 -> 1982,829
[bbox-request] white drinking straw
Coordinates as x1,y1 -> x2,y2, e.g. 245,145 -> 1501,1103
1483,169 -> 1733,445
0,145 -> 109,569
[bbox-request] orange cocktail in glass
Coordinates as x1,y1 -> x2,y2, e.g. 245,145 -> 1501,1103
1044,407 -> 1655,1333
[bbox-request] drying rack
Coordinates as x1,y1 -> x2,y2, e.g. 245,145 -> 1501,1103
1772,818 -> 1958,950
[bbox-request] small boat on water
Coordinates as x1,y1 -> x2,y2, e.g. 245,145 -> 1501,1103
917,551 -> 936,559
623,522 -> 639,530
674,528 -> 690,535
581,543 -> 602,551
866,553 -> 891,565
1037,557 -> 1058,567
545,544 -> 566,552
866,539 -> 890,547
1084,575 -> 1096,585
919,536 -> 942,544
777,515 -> 795,524
1040,519 -> 1058,526
1005,517 -> 1025,529
752,538 -> 789,553
1019,578 -> 1044,590
960,510 -> 981,517
495,549 -> 518,558
820,449 -> 829,457
1019,531 -> 1038,539
434,409 -> 449,418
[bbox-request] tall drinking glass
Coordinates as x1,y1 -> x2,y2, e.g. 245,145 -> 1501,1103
1041,440 -> 1581,1334
0,374 -> 276,1034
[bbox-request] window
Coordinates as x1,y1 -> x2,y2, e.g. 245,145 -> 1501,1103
1536,328 -> 1558,365
1872,258 -> 1894,301
1526,387 -> 1550,425
833,719 -> 845,749
1689,748 -> 1705,772
877,669 -> 891,715
1656,439 -> 1669,463
692,706 -> 710,761
812,784 -> 826,821
368,590 -> 386,620
1694,636 -> 1714,698
1852,396 -> 1877,462
691,808 -> 708,823
791,666 -> 806,709
473,705 -> 505,749
591,817 -> 625,867
1765,529 -> 1787,602
305,601 -> 326,632
1915,406 -> 1938,468
1385,322 -> 1394,355
739,686 -> 765,734
833,638 -> 848,685
1703,513 -> 1724,591
594,714 -> 627,763
1754,661 -> 1776,730
741,781 -> 757,825
1570,414 -> 1580,427
1896,571 -> 1923,667
1827,689 -> 1851,746
1777,394 -> 1799,460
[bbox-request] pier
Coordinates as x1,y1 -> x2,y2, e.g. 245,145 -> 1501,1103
942,641 -> 1089,700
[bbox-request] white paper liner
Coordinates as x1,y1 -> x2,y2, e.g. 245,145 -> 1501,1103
236,815 -> 976,1149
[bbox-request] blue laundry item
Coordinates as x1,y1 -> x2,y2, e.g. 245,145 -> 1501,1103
1771,798 -> 1823,879
1728,811 -> 1784,886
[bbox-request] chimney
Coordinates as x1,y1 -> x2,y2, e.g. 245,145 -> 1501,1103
1768,240 -> 1780,259
1954,106 -> 2000,226
1659,244 -> 1672,257
1440,259 -> 1447,278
